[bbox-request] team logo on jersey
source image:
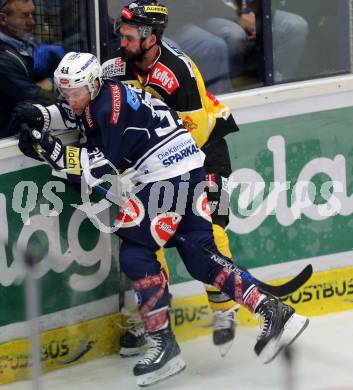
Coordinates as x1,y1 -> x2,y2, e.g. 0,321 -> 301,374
123,84 -> 140,110
84,105 -> 94,128
109,84 -> 122,124
150,62 -> 179,95
115,57 -> 126,72
196,192 -> 212,222
151,212 -> 182,247
183,116 -> 198,132
206,91 -> 230,119
206,91 -> 220,106
102,58 -> 126,78
114,195 -> 145,228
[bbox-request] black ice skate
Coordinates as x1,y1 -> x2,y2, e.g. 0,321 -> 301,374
213,304 -> 239,357
254,297 -> 309,364
133,326 -> 186,387
120,322 -> 148,357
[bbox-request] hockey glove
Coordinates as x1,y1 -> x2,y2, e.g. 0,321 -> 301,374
9,103 -> 51,135
26,127 -> 66,171
18,129 -> 45,162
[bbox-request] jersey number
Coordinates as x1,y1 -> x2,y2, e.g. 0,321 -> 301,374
155,110 -> 181,137
128,84 -> 181,138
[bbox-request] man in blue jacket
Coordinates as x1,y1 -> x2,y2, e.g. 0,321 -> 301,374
0,0 -> 63,137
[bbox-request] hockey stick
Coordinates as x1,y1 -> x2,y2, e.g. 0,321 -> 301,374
118,268 -> 127,310
24,249 -> 42,390
174,233 -> 313,297
117,238 -> 127,311
90,184 -> 313,297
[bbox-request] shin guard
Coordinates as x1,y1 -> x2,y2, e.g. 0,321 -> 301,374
133,270 -> 171,332
212,268 -> 266,313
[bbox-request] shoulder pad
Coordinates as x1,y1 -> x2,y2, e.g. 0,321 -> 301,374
162,42 -> 195,79
162,40 -> 183,56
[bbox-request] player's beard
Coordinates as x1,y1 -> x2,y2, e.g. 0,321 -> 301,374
120,46 -> 149,63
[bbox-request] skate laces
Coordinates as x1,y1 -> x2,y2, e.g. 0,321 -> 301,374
137,333 -> 163,364
118,308 -> 145,336
212,304 -> 240,331
256,311 -> 270,340
255,300 -> 273,340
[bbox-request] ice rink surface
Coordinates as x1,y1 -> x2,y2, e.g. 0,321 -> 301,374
3,310 -> 353,390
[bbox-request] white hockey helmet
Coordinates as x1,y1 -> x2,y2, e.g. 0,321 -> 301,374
54,52 -> 103,100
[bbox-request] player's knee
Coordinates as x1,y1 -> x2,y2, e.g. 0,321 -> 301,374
119,251 -> 135,278
120,241 -> 160,280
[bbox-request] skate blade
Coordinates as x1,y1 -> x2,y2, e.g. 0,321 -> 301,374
218,340 -> 234,358
136,355 -> 186,387
260,314 -> 309,364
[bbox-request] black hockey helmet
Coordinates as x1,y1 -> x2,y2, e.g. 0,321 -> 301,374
118,0 -> 168,39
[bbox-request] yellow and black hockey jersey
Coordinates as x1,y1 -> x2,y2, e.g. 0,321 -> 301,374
102,40 -> 238,148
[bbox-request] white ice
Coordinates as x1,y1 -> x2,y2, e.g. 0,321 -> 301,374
3,310 -> 353,390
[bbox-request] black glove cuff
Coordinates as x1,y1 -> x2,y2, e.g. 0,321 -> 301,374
33,104 -> 51,131
18,131 -> 44,162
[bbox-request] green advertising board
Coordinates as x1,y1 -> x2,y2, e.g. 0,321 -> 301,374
165,106 -> 353,282
227,106 -> 353,267
1,105 -> 353,329
0,162 -> 119,329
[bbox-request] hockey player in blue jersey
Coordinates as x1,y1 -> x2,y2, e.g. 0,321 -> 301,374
9,52 -> 309,387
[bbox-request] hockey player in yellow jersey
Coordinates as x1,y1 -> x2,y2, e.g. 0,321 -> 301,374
102,0 -> 240,357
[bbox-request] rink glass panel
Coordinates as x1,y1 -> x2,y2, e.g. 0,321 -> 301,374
271,0 -> 351,83
105,0 -> 352,93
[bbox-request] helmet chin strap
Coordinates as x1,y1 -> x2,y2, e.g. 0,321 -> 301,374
135,39 -> 158,65
91,79 -> 102,100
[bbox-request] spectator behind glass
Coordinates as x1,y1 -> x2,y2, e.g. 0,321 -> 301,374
163,0 -> 308,92
0,0 -> 64,138
164,0 -> 239,95
235,0 -> 308,82
109,0 -> 253,94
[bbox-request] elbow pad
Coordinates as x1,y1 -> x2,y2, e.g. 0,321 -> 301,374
47,102 -> 77,130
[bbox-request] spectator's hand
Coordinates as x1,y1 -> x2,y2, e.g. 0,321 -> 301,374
240,12 -> 256,39
32,44 -> 65,80
9,103 -> 51,135
37,78 -> 54,92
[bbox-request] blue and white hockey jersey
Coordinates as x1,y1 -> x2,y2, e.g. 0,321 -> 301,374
46,79 -> 205,185
78,79 -> 205,184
